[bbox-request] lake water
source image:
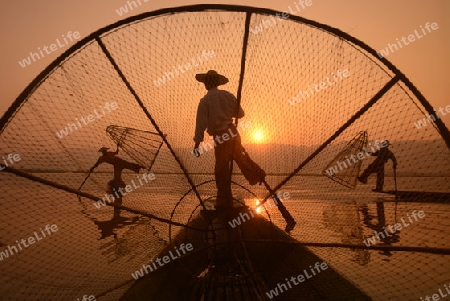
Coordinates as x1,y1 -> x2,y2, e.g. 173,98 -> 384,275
0,173 -> 449,300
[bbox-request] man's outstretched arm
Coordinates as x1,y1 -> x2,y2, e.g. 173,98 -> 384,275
193,100 -> 208,157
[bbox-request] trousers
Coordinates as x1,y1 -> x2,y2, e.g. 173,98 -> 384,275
360,162 -> 385,190
214,126 -> 242,206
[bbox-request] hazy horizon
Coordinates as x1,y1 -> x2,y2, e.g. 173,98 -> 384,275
1,1 -> 449,129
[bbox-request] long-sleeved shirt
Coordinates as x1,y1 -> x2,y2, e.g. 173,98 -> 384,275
193,87 -> 245,143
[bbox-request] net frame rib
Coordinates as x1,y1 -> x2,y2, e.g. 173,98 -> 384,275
0,6 -> 448,212
259,75 -> 401,206
2,4 -> 448,147
0,4 -> 450,244
94,36 -> 207,211
0,6 -> 448,301
2,166 -> 205,232
228,12 -> 252,188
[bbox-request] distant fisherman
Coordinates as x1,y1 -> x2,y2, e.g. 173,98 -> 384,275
358,140 -> 397,192
93,147 -> 143,217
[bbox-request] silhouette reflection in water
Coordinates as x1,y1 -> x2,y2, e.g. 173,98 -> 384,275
360,201 -> 400,258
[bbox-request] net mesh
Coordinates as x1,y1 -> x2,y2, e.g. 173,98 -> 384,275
0,5 -> 449,301
322,131 -> 368,189
106,125 -> 164,171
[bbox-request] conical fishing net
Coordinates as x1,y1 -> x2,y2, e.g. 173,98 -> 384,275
1,5 -> 449,301
322,131 -> 368,189
106,125 -> 164,171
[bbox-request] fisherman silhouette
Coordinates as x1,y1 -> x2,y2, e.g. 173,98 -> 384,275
357,140 -> 397,192
94,147 -> 143,218
192,70 -> 266,210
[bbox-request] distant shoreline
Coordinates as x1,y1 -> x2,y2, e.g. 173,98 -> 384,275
3,170 -> 449,177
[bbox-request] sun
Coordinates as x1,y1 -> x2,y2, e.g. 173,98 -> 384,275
255,199 -> 262,214
252,130 -> 264,143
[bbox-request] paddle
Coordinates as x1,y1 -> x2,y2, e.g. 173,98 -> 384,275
394,165 -> 398,200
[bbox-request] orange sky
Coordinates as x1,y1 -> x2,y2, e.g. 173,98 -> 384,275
0,0 -> 449,129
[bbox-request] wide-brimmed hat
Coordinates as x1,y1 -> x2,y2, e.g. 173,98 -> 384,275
195,70 -> 229,85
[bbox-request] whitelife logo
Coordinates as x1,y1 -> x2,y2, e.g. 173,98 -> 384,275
228,192 -> 291,228
288,69 -> 350,106
249,0 -> 313,35
377,22 -> 439,58
0,224 -> 59,261
18,31 -> 82,68
153,50 -> 216,87
0,153 -> 21,171
131,243 -> 194,280
265,261 -> 328,299
191,121 -> 252,157
363,210 -> 425,247
413,104 -> 450,130
324,140 -> 388,177
55,102 -> 118,139
420,283 -> 450,301
93,172 -> 155,209
115,0 -> 149,16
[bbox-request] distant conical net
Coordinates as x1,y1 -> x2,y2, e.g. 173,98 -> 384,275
106,125 -> 164,170
322,131 -> 368,188
0,5 -> 449,301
